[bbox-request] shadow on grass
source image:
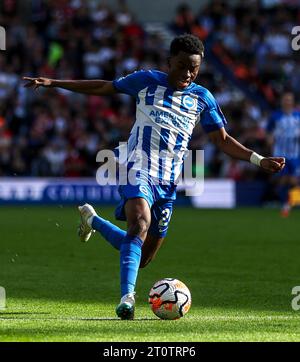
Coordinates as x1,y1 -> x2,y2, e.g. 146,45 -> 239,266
1,286 -> 295,314
2,206 -> 299,315
0,316 -> 158,321
79,317 -> 158,321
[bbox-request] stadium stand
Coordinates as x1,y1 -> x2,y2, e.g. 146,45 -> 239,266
0,0 -> 299,186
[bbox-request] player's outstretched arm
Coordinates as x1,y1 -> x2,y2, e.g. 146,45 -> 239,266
22,77 -> 117,96
209,127 -> 285,173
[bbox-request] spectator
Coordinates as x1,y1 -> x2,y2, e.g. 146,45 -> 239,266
0,0 -> 298,187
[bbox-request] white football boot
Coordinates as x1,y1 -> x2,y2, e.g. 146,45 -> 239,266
78,203 -> 97,242
116,292 -> 136,320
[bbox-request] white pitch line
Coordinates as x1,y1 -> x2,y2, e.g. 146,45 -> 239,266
0,315 -> 300,322
190,315 -> 300,321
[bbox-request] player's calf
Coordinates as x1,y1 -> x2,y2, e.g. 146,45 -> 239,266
127,217 -> 150,240
140,235 -> 165,269
125,198 -> 152,241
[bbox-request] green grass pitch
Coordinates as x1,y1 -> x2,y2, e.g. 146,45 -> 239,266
1,205 -> 300,341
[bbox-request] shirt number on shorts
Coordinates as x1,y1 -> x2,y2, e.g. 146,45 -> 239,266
158,208 -> 171,227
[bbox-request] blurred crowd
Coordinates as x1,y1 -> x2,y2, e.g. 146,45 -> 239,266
0,0 -> 299,181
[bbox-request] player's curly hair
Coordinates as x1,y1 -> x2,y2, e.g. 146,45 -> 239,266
170,34 -> 204,59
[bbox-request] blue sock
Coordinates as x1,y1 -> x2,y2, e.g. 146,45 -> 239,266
120,234 -> 143,297
92,216 -> 126,250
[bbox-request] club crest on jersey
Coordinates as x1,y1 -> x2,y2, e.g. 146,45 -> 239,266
182,95 -> 197,110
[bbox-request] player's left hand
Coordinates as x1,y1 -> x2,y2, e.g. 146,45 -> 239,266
260,157 -> 285,173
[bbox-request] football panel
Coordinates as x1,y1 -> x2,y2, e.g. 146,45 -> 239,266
149,278 -> 192,319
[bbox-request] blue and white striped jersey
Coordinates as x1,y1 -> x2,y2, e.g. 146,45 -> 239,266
113,70 -> 227,184
267,110 -> 300,160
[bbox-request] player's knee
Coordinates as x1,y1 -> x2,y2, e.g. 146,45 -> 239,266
128,216 -> 150,238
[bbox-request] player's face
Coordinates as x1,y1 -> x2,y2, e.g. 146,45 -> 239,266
168,51 -> 201,90
281,93 -> 295,112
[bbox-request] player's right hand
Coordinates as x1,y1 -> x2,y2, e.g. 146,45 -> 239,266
22,76 -> 53,89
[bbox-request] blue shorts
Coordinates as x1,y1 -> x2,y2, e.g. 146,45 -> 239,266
115,179 -> 176,238
278,158 -> 300,178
